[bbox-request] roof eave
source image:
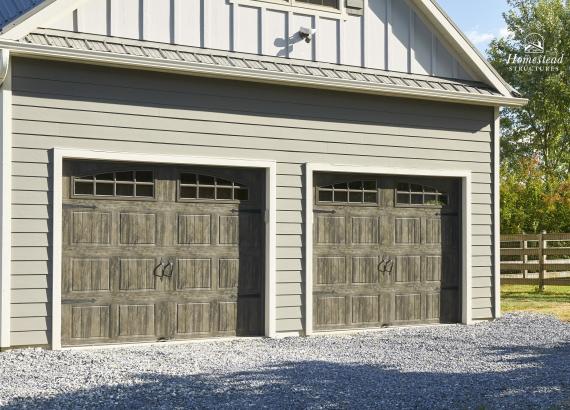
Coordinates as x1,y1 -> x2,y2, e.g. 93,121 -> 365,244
1,40 -> 528,108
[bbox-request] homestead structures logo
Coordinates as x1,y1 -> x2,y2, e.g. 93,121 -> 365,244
506,33 -> 564,72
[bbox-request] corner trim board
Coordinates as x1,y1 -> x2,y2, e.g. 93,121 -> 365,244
51,148 -> 277,350
304,163 -> 473,335
493,106 -> 501,318
0,53 -> 11,348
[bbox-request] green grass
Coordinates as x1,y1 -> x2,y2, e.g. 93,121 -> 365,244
501,284 -> 570,321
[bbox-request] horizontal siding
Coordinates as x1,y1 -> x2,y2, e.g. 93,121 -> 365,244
10,331 -> 49,347
8,58 -> 496,345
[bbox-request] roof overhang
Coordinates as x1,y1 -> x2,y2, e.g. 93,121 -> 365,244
0,31 -> 527,108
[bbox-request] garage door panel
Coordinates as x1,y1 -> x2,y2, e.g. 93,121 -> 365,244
316,296 -> 346,327
62,161 -> 265,346
178,214 -> 212,244
395,218 -> 421,244
351,256 -> 378,284
119,258 -> 157,291
351,296 -> 379,324
70,305 -> 111,340
219,214 -> 262,247
316,215 -> 346,244
177,258 -> 212,290
424,293 -> 441,320
176,302 -> 211,335
119,213 -> 157,245
423,256 -> 442,282
395,293 -> 422,322
351,216 -> 379,244
71,211 -> 111,244
314,173 -> 461,331
66,258 -> 111,293
117,304 -> 155,337
394,255 -> 421,283
315,256 -> 346,285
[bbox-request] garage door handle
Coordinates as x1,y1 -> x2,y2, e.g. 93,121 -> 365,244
378,256 -> 394,274
314,210 -> 336,214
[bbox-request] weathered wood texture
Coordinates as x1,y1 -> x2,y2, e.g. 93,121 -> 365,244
61,161 -> 264,346
9,58 -> 496,345
313,174 -> 461,330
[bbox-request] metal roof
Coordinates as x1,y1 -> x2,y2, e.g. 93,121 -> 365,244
0,0 -> 45,31
21,28 -> 502,100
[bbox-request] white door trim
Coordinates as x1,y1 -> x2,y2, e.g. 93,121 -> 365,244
52,148 -> 277,350
304,163 -> 473,335
493,107 -> 501,318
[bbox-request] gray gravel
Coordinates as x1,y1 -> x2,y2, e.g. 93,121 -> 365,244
0,313 -> 569,409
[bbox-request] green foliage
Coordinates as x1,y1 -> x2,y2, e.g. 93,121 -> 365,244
487,0 -> 570,232
500,158 -> 570,233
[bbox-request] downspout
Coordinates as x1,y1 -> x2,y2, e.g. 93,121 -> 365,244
0,48 -> 12,350
0,49 -> 9,84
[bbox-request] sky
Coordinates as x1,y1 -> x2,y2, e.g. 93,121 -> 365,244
436,0 -> 510,53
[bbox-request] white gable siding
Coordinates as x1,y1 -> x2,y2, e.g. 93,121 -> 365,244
42,0 -> 476,81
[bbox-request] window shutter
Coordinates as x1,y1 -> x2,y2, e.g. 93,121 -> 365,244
346,0 -> 364,16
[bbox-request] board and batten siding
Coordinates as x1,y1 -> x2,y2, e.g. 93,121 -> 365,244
10,58 -> 496,346
44,0 -> 475,81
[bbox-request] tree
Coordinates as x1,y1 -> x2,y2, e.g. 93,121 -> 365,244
487,0 -> 570,233
500,158 -> 570,233
488,0 -> 570,179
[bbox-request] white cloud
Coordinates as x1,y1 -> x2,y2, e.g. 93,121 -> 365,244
498,26 -> 513,39
467,30 -> 495,45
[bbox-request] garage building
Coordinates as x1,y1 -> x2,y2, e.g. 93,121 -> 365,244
0,0 -> 526,349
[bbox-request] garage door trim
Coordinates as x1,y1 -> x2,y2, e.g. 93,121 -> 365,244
305,163 -> 472,335
52,148 -> 277,350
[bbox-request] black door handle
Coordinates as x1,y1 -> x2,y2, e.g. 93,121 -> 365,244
378,256 -> 394,274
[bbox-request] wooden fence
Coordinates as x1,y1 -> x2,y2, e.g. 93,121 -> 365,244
500,232 -> 570,288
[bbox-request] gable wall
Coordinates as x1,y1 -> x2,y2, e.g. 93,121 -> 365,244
9,58 -> 496,347
44,0 -> 476,81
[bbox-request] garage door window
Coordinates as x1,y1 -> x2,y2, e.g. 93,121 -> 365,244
179,173 -> 249,201
317,180 -> 377,204
73,170 -> 154,198
396,182 -> 448,206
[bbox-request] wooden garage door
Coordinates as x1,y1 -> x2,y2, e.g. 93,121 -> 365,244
61,161 -> 264,346
313,173 -> 461,331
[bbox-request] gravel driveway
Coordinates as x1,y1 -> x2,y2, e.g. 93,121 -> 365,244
0,313 -> 569,409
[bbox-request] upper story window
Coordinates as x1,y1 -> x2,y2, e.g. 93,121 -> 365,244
396,183 -> 448,207
73,170 -> 154,198
296,0 -> 339,8
254,0 -> 340,11
179,173 -> 249,201
318,180 -> 377,204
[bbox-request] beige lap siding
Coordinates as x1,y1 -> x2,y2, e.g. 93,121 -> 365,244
10,58 -> 496,346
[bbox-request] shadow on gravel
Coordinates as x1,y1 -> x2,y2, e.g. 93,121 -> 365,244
4,343 -> 570,409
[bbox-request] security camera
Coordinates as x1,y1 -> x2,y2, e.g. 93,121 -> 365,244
299,26 -> 317,43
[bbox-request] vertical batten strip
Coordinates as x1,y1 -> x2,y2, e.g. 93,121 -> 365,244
0,52 -> 11,349
430,30 -> 435,75
408,7 -> 413,73
384,0 -> 390,70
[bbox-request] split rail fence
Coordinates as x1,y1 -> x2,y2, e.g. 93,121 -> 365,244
500,232 -> 570,288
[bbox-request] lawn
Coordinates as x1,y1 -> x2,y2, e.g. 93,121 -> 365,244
501,284 -> 570,321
